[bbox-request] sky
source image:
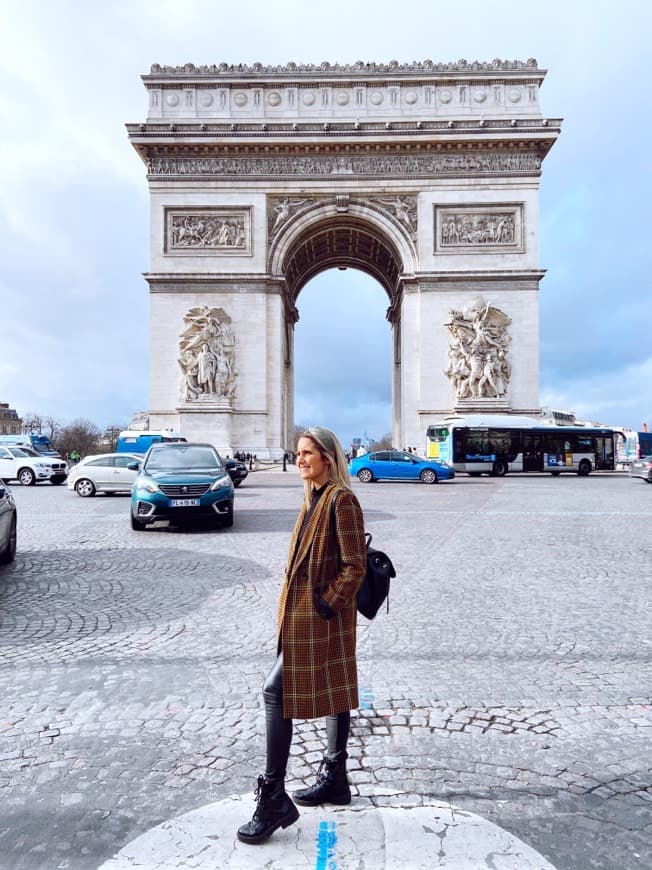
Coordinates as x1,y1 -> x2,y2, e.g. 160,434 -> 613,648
0,0 -> 650,446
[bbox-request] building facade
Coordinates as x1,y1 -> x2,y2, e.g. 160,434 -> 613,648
0,403 -> 22,435
128,59 -> 560,455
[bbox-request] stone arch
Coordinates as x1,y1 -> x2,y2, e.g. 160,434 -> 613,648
268,200 -> 417,307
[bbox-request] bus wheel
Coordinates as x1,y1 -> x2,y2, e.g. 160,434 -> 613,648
577,459 -> 591,476
491,459 -> 508,477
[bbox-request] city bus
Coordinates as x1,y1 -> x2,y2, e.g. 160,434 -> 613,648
426,415 -> 622,477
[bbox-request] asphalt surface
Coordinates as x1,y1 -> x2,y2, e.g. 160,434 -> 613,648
0,468 -> 650,869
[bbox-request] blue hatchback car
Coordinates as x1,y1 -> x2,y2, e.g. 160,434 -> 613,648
349,450 -> 455,484
130,442 -> 234,530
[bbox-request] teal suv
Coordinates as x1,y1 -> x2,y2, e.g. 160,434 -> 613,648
130,442 -> 234,531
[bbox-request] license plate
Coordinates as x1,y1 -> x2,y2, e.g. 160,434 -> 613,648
169,498 -> 200,507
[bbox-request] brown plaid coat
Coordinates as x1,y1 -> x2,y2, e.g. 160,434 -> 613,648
277,482 -> 367,719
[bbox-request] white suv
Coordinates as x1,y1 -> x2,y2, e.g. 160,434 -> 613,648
0,445 -> 68,486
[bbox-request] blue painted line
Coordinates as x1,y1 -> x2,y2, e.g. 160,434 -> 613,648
315,819 -> 337,870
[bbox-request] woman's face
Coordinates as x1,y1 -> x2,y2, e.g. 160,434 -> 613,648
296,436 -> 331,488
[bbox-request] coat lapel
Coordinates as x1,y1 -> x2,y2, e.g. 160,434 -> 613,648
287,483 -> 337,578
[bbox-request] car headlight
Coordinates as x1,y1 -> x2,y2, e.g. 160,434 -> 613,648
36,463 -> 49,469
210,475 -> 232,491
135,478 -> 160,494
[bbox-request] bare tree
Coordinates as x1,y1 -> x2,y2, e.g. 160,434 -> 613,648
57,419 -> 101,459
43,415 -> 61,444
103,425 -> 124,451
292,424 -> 310,449
369,432 -> 393,451
22,413 -> 43,435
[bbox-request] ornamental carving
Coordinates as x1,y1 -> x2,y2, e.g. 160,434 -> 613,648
150,152 -> 540,179
267,197 -> 311,239
149,59 -> 539,76
166,209 -> 251,255
444,298 -> 512,400
435,204 -> 523,253
178,306 -> 237,403
367,196 -> 417,238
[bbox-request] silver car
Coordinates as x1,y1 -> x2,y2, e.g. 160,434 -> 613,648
629,455 -> 652,483
67,453 -> 142,497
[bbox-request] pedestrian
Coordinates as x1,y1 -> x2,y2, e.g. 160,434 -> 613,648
237,426 -> 367,845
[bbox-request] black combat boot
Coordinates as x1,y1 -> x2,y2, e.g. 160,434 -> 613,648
293,757 -> 351,806
237,775 -> 300,844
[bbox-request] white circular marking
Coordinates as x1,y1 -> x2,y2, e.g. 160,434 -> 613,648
98,796 -> 559,869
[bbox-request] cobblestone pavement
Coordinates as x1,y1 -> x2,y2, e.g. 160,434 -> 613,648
0,470 -> 650,869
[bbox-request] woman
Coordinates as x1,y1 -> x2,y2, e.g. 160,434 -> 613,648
237,427 -> 367,845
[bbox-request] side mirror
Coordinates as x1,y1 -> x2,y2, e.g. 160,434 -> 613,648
126,461 -> 140,471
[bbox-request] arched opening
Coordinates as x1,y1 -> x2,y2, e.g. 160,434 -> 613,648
294,269 -> 392,453
276,212 -> 409,453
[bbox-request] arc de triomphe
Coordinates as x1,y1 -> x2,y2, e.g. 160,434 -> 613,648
127,59 -> 560,455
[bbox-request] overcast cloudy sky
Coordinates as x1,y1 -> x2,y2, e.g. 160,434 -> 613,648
1,0 -> 649,445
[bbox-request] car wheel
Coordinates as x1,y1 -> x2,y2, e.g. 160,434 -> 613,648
219,505 -> 234,528
577,459 -> 591,476
17,468 -> 36,486
75,478 -> 96,498
357,468 -> 373,483
491,458 -> 508,477
0,516 -> 17,564
420,469 -> 437,484
130,513 -> 146,531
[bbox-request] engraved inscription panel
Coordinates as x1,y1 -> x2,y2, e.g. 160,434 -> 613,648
165,208 -> 252,256
434,204 -> 524,254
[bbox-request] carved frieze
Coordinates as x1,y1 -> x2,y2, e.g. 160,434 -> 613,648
150,152 -> 541,179
165,208 -> 252,255
435,204 -> 524,254
178,306 -> 237,404
444,298 -> 512,401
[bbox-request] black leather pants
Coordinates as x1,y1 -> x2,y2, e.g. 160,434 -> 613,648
262,652 -> 350,781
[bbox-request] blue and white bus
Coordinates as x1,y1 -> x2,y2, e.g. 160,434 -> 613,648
426,414 -> 622,477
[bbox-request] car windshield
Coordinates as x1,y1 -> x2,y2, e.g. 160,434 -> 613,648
8,447 -> 35,458
144,445 -> 223,473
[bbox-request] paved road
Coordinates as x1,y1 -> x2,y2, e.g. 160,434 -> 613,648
0,470 -> 650,869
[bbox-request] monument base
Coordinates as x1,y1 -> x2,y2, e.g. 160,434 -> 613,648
454,397 -> 511,414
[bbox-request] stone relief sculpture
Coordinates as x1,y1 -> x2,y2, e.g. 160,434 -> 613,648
444,297 -> 512,400
150,152 -> 541,179
370,195 -> 417,237
441,211 -> 515,246
178,306 -> 237,402
268,197 -> 310,238
170,213 -> 247,249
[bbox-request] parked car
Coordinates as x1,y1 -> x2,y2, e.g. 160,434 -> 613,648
224,457 -> 248,487
0,480 -> 17,564
349,450 -> 455,484
629,454 -> 652,483
67,453 -> 142,497
130,442 -> 234,530
0,445 -> 67,486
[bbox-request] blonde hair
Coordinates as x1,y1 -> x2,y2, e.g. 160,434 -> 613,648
299,426 -> 352,504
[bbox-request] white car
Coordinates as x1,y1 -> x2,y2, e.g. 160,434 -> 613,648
67,453 -> 142,497
0,445 -> 68,486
